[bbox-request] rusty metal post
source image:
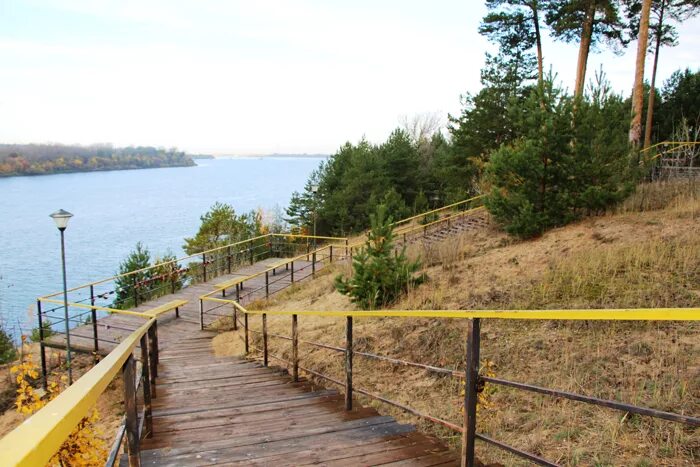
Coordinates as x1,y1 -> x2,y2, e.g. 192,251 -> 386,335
139,335 -> 153,438
122,354 -> 140,466
306,242 -> 310,261
312,252 -> 316,276
90,285 -> 98,363
291,261 -> 295,283
262,313 -> 268,367
345,316 -> 353,410
227,246 -> 232,274
133,275 -> 139,307
244,313 -> 249,354
236,283 -> 240,301
265,271 -> 269,298
330,245 -> 333,263
199,299 -> 204,330
202,253 -> 207,282
462,318 -> 481,467
249,246 -> 254,265
232,304 -> 238,331
292,314 -> 298,382
37,300 -> 48,390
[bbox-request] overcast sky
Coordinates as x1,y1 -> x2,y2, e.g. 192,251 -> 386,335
1,0 -> 698,155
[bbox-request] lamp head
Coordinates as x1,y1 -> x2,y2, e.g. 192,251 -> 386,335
50,209 -> 73,230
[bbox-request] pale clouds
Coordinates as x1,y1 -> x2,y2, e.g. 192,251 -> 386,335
1,1 -> 698,154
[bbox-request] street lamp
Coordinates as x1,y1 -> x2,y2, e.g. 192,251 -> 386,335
310,185 -> 319,249
50,209 -> 74,385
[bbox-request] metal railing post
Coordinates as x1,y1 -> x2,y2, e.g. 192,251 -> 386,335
330,245 -> 333,263
199,299 -> 204,330
262,313 -> 268,367
345,239 -> 349,259
292,314 -> 299,382
90,285 -> 98,363
232,304 -> 238,331
236,283 -> 241,301
37,300 -> 48,390
227,246 -> 232,274
139,335 -> 153,438
122,354 -> 140,466
249,246 -> 254,265
462,318 -> 481,467
291,261 -> 295,283
202,253 -> 207,282
265,271 -> 269,298
345,316 -> 353,410
244,313 -> 249,354
312,252 -> 316,276
147,324 -> 157,398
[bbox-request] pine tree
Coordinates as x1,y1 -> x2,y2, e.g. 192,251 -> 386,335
335,205 -> 424,310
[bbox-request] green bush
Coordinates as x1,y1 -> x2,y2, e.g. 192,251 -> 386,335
0,324 -> 17,364
30,320 -> 54,342
335,205 -> 425,309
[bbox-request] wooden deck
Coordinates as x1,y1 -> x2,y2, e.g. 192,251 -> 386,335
45,257 -> 319,355
45,255 -> 457,465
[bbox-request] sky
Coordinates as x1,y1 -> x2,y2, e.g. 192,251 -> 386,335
1,0 -> 699,155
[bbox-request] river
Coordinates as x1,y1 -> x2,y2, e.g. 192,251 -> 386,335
0,157 -> 323,337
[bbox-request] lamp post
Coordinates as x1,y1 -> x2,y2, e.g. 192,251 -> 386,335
50,209 -> 74,385
311,185 -> 319,250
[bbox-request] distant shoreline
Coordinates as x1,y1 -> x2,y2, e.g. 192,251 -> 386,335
0,161 -> 197,179
214,153 -> 330,159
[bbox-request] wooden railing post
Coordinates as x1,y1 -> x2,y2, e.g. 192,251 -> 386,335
139,335 -> 153,438
122,354 -> 140,466
244,313 -> 249,354
265,271 -> 269,298
292,314 -> 299,382
462,318 -> 481,467
345,316 -> 353,411
262,313 -> 268,367
199,299 -> 204,330
37,300 -> 48,390
90,285 -> 98,363
202,253 -> 207,282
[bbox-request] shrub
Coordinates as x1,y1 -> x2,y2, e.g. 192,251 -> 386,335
0,323 -> 17,364
30,320 -> 54,343
335,205 -> 425,309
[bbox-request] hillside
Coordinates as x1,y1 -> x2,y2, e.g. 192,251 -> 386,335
213,180 -> 700,466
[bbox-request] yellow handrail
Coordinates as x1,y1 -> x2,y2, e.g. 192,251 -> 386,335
390,194 -> 484,229
0,319 -> 153,467
206,298 -> 700,321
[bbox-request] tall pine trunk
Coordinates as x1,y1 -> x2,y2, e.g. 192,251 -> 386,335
643,0 -> 666,149
630,0 -> 653,148
574,2 -> 596,97
532,4 -> 544,86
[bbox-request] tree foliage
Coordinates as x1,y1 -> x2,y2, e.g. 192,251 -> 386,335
485,75 -> 633,237
335,205 -> 424,310
183,202 -> 262,254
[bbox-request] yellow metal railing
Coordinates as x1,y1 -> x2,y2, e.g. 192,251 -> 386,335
0,316 -> 154,467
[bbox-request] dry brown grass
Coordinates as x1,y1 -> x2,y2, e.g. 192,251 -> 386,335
212,192 -> 700,466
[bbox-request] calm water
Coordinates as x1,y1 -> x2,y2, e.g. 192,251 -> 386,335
0,157 -> 322,336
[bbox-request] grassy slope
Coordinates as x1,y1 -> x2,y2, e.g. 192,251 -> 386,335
213,181 -> 700,466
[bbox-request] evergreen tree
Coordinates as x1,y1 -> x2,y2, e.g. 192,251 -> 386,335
183,202 -> 261,255
335,205 -> 424,309
114,242 -> 152,309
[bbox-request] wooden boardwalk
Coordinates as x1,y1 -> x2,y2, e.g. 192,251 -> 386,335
48,255 -> 457,465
